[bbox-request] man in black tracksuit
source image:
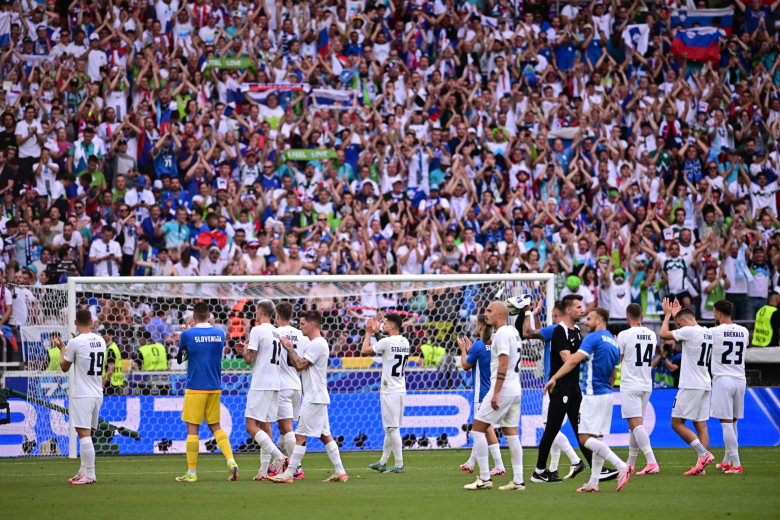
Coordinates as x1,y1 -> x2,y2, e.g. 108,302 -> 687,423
526,294 -> 618,483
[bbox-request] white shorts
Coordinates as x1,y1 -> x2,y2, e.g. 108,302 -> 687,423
672,388 -> 710,422
71,397 -> 102,430
711,377 -> 746,420
277,388 -> 301,421
474,391 -> 521,428
620,390 -> 651,419
381,392 -> 406,429
542,392 -> 550,420
579,394 -> 613,436
296,402 -> 331,438
246,390 -> 279,423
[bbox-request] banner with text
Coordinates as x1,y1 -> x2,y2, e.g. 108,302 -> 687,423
2,387 -> 779,457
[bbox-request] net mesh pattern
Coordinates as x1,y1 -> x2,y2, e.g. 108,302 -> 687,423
2,277 -> 551,457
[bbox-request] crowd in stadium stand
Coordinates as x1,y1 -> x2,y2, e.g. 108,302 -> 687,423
1,0 -> 780,371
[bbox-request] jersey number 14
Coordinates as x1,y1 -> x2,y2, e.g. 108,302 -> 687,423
634,343 -> 653,366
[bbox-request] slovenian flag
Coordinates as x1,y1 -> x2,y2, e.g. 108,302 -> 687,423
622,24 -> 650,55
671,27 -> 724,63
242,83 -> 308,104
0,12 -> 10,48
671,7 -> 734,35
309,88 -> 355,106
318,26 -> 329,59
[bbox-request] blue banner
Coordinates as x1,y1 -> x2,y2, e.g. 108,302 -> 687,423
2,388 -> 779,457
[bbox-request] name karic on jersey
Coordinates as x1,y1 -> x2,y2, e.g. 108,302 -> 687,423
723,331 -> 745,338
194,335 -> 223,343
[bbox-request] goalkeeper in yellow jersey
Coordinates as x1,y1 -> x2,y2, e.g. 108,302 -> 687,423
175,302 -> 238,482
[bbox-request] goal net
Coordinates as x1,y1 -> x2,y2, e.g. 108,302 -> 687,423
1,274 -> 553,457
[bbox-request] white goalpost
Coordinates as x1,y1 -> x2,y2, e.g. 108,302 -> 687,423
1,274 -> 553,459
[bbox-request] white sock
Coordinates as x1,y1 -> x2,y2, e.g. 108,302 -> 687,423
556,432 -> 580,464
721,422 -> 740,467
588,453 -> 604,487
627,429 -> 639,467
285,444 -> 305,477
283,432 -> 296,457
489,443 -> 504,470
254,430 -> 286,461
633,425 -> 656,464
380,430 -> 392,465
584,437 -> 626,472
690,439 -> 708,457
390,428 -> 403,468
505,435 -> 524,485
325,440 -> 345,475
550,441 -> 561,472
465,444 -> 476,467
80,437 -> 96,479
472,431 -> 490,481
259,449 -> 270,475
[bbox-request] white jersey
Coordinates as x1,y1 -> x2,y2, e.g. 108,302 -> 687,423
710,323 -> 748,382
247,322 -> 281,391
617,326 -> 656,392
64,332 -> 107,399
491,325 -> 522,397
373,334 -> 411,394
277,324 -> 304,392
301,336 -> 330,404
672,325 -> 712,390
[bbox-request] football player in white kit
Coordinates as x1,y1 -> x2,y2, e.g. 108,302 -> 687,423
464,301 -> 524,491
710,300 -> 748,474
235,299 -> 288,480
362,312 -> 411,474
270,310 -> 348,483
617,303 -> 659,475
273,301 -> 306,480
660,299 -> 715,476
56,309 -> 107,485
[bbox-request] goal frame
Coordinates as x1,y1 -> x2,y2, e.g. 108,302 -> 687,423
66,273 -> 554,458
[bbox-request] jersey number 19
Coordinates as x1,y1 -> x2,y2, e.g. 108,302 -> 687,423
86,351 -> 105,376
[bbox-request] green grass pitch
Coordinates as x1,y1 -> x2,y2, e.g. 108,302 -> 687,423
1,447 -> 778,519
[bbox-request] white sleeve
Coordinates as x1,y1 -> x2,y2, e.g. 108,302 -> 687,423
63,339 -> 77,362
616,331 -> 627,355
372,337 -> 388,354
304,341 -> 323,364
493,328 -> 510,357
247,327 -> 260,351
672,326 -> 693,343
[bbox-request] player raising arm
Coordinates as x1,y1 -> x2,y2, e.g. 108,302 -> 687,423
363,313 -> 411,474
544,308 -> 631,493
270,310 -> 348,483
710,300 -> 748,474
175,302 -> 238,483
235,299 -> 288,481
660,298 -> 715,476
463,301 -> 525,491
457,314 -> 506,477
617,303 -> 659,475
56,309 -> 107,485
